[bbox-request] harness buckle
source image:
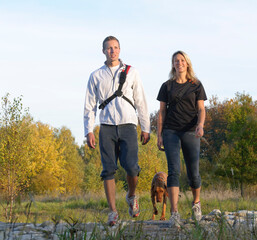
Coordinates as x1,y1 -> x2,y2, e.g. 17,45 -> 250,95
115,90 -> 123,97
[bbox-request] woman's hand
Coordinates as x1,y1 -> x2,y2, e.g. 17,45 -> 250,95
196,100 -> 205,138
195,125 -> 204,138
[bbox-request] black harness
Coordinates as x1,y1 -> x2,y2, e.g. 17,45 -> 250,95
98,65 -> 136,110
166,79 -> 194,109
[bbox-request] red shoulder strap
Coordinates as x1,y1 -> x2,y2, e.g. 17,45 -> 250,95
125,65 -> 131,74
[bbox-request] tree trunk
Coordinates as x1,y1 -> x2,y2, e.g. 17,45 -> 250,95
240,179 -> 244,198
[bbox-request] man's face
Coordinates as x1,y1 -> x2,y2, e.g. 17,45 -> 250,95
103,40 -> 120,64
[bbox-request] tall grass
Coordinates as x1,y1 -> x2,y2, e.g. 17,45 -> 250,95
0,190 -> 255,224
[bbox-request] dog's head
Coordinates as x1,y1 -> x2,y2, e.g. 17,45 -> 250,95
154,185 -> 167,202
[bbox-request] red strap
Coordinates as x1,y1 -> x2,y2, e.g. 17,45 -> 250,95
121,65 -> 131,74
126,65 -> 131,74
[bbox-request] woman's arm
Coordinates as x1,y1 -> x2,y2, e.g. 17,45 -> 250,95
157,101 -> 167,150
195,100 -> 206,138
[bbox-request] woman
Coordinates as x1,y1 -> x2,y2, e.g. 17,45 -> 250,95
157,51 -> 207,227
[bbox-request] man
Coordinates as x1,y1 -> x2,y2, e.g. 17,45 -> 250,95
84,36 -> 151,226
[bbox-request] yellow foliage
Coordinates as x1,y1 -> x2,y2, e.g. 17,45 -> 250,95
83,126 -> 103,192
29,122 -> 66,194
55,127 -> 85,195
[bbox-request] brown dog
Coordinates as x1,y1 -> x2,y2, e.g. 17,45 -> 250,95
151,171 -> 168,220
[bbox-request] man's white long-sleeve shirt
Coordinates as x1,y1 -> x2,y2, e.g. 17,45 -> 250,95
84,61 -> 151,136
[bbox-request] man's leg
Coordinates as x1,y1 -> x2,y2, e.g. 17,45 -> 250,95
127,175 -> 138,197
99,125 -> 119,225
126,175 -> 140,217
104,179 -> 117,212
118,124 -> 140,217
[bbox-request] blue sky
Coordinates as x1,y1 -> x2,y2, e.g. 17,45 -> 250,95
1,0 -> 257,145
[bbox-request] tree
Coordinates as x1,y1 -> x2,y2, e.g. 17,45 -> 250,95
0,94 -> 33,221
150,110 -> 159,134
82,126 -> 104,193
28,122 -> 66,194
217,93 -> 257,197
134,126 -> 168,193
203,96 -> 228,161
54,127 -> 85,194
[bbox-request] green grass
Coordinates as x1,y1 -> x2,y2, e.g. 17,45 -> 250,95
0,190 -> 256,224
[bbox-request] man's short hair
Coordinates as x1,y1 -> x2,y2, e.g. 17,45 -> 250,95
102,36 -> 120,50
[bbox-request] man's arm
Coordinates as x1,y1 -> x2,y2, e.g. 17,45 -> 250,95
84,74 -> 98,142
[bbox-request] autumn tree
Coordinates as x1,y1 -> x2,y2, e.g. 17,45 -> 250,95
136,126 -> 167,192
0,94 -> 33,221
54,127 -> 85,194
202,96 -> 228,161
28,122 -> 67,194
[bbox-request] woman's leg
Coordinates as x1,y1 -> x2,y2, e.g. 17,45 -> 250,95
180,132 -> 201,191
162,129 -> 181,212
181,131 -> 202,220
167,186 -> 180,212
191,187 -> 201,203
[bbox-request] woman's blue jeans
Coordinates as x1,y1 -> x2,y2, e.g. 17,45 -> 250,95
162,129 -> 201,189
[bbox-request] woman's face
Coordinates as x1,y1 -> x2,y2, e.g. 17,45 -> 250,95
173,54 -> 188,74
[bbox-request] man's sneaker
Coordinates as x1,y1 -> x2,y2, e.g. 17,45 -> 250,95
192,201 -> 202,221
126,193 -> 140,217
170,212 -> 180,228
107,211 -> 118,226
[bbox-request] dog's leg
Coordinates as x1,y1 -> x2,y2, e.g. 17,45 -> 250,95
151,190 -> 158,220
160,194 -> 167,220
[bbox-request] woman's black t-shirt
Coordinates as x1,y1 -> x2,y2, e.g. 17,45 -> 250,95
157,80 -> 207,132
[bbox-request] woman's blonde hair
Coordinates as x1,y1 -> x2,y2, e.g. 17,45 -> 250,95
169,50 -> 199,84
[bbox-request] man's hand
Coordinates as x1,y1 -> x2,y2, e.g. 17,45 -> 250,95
141,131 -> 150,145
157,135 -> 165,151
86,132 -> 96,149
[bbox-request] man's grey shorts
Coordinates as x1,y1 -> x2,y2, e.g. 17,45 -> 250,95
99,124 -> 140,180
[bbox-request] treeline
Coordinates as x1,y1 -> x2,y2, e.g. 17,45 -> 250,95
0,92 -> 256,202
0,95 -> 84,204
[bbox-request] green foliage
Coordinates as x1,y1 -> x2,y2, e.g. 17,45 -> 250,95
217,93 -> 257,196
201,93 -> 257,195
